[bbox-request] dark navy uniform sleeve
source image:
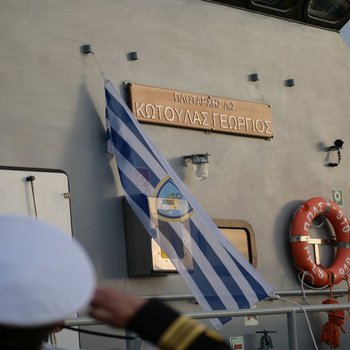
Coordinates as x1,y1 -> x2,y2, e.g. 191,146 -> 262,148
127,299 -> 230,350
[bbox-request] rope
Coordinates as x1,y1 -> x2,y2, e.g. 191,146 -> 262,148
81,43 -> 108,81
64,326 -> 136,340
278,296 -> 319,350
320,275 -> 346,348
90,51 -> 107,81
320,298 -> 345,348
297,271 -> 328,291
301,271 -> 309,303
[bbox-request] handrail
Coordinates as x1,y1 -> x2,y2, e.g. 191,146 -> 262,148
185,302 -> 350,319
64,290 -> 350,350
65,300 -> 350,326
139,288 -> 348,301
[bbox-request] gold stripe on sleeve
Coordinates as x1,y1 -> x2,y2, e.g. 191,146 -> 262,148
158,316 -> 207,350
205,329 -> 225,342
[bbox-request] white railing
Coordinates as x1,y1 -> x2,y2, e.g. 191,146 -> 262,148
65,288 -> 350,350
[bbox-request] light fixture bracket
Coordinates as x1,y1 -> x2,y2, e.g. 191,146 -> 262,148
184,153 -> 210,164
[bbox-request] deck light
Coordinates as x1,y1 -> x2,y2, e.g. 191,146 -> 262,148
184,153 -> 210,181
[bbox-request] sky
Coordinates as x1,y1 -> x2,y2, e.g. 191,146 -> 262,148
340,21 -> 350,47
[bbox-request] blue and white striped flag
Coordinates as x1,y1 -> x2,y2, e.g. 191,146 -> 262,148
105,80 -> 275,327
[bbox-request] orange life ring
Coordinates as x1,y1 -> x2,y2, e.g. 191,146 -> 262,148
290,197 -> 350,287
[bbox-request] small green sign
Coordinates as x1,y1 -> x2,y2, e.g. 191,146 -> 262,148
332,189 -> 344,207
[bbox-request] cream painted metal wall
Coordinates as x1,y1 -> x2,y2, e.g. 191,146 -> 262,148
1,0 -> 350,349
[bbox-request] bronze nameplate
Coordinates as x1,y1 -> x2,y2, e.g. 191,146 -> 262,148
129,84 -> 273,139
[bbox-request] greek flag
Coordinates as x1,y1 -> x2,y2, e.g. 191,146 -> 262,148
105,80 -> 275,327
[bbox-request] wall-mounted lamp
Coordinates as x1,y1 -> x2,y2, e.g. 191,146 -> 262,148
184,153 -> 210,181
327,139 -> 344,167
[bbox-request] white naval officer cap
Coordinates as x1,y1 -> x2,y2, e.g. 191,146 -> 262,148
0,214 -> 96,327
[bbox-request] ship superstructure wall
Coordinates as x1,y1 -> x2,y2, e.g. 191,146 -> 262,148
1,0 -> 350,349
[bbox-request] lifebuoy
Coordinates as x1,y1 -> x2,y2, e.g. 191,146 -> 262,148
290,197 -> 350,287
